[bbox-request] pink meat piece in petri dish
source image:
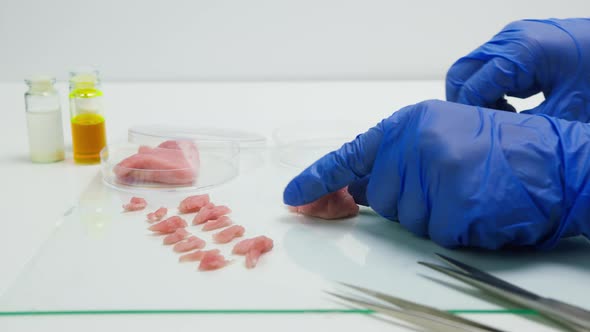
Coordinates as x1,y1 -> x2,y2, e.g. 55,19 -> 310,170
213,225 -> 245,244
193,204 -> 232,225
173,236 -> 206,253
163,228 -> 190,245
155,140 -> 199,170
232,236 -> 274,255
113,140 -> 200,185
198,251 -> 229,271
148,216 -> 187,234
202,216 -> 233,232
178,249 -> 220,263
178,194 -> 210,214
116,153 -> 194,184
147,207 -> 168,222
122,197 -> 147,212
288,187 -> 359,220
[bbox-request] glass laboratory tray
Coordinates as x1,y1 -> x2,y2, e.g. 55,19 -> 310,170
2,160 -> 590,318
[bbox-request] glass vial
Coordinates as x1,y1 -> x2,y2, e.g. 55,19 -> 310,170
69,68 -> 107,164
24,76 -> 65,163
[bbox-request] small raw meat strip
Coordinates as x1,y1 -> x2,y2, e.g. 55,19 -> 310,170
148,216 -> 187,234
288,187 -> 359,220
163,228 -> 190,245
245,237 -> 274,269
178,194 -> 210,213
232,236 -> 274,269
122,197 -> 147,212
202,216 -> 233,231
179,249 -> 220,263
114,140 -> 200,185
246,251 -> 263,269
173,236 -> 206,253
232,239 -> 254,255
198,251 -> 229,271
213,225 -> 245,244
232,236 -> 274,255
193,204 -> 232,225
147,207 -> 168,222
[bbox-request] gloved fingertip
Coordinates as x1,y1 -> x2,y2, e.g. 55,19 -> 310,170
283,179 -> 303,206
347,176 -> 370,206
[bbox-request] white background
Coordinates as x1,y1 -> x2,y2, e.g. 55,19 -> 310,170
1,0 -> 589,82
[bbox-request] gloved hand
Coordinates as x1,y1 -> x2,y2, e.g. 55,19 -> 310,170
446,18 -> 590,122
283,100 -> 590,249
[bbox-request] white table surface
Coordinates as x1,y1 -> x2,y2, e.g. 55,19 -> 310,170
0,80 -> 581,332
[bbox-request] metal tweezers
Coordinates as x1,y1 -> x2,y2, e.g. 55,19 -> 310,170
327,282 -> 505,332
419,253 -> 590,332
327,253 -> 590,332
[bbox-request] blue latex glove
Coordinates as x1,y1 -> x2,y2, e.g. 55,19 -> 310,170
283,100 -> 590,249
446,18 -> 590,122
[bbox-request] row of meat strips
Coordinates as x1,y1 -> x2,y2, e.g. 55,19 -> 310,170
122,195 -> 273,271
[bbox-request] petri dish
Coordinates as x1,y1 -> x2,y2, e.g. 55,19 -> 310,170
101,126 -> 266,192
272,120 -> 370,169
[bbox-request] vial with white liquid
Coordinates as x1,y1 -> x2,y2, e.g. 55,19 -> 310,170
24,76 -> 65,163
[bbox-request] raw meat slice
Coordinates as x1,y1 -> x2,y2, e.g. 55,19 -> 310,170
122,197 -> 147,212
178,194 -> 210,213
178,249 -> 220,263
173,236 -> 206,253
147,207 -> 167,222
157,140 -> 199,159
287,187 -> 359,220
213,225 -> 245,244
193,204 -> 231,225
148,216 -> 187,234
163,228 -> 190,245
191,202 -> 215,224
114,140 -> 200,185
232,236 -> 274,255
202,216 -> 233,231
198,251 -> 229,271
156,140 -> 199,168
232,239 -> 255,255
245,251 -> 261,269
245,239 -> 274,269
114,151 -> 195,185
232,236 -> 274,269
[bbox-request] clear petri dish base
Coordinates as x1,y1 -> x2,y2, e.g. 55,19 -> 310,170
100,125 -> 266,192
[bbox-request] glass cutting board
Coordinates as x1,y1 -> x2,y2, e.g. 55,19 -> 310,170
1,151 -> 590,316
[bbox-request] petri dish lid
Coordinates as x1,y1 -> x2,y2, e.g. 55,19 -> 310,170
129,125 -> 267,148
273,120 -> 370,169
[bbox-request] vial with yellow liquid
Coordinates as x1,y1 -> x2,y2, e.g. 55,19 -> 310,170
69,69 -> 107,164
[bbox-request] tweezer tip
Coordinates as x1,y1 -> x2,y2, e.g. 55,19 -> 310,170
336,281 -> 357,289
334,281 -> 366,293
417,261 -> 433,267
323,291 -> 360,305
418,261 -> 454,274
434,252 -> 457,264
